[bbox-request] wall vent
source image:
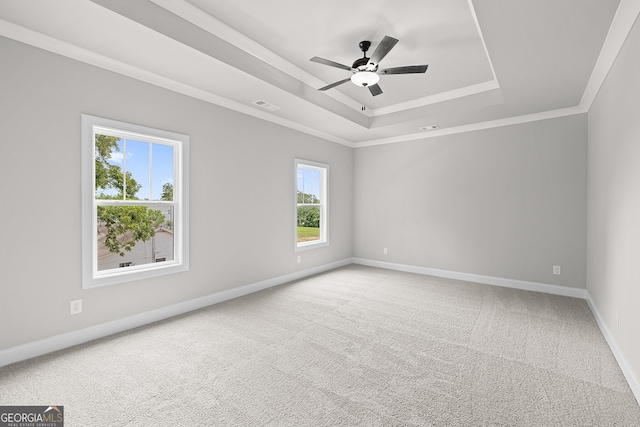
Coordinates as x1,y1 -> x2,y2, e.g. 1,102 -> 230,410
253,100 -> 280,111
420,125 -> 440,131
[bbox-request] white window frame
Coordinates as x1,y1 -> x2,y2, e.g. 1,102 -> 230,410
294,159 -> 329,251
81,114 -> 189,289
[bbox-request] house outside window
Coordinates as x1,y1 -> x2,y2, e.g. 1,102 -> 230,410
295,159 -> 328,250
82,115 -> 189,288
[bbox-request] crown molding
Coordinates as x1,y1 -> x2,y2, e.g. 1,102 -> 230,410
580,0 -> 640,110
355,106 -> 587,148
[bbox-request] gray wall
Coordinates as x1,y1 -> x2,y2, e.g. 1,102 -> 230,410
587,16 -> 640,383
353,115 -> 588,288
0,37 -> 353,350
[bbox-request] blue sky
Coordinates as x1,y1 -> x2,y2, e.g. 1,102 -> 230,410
297,168 -> 320,202
105,138 -> 174,200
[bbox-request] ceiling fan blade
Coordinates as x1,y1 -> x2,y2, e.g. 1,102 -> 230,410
368,36 -> 399,67
379,65 -> 429,75
310,56 -> 352,71
318,77 -> 352,91
368,83 -> 383,96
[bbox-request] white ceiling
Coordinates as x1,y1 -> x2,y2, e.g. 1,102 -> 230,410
0,0 -> 634,146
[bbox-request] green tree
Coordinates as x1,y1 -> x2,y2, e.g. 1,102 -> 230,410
161,183 -> 173,201
95,135 -> 165,256
297,205 -> 320,227
296,191 -> 320,227
97,206 -> 166,256
95,135 -> 140,200
297,190 -> 319,204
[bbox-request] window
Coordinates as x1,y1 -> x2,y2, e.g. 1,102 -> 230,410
82,115 -> 189,288
295,159 -> 328,250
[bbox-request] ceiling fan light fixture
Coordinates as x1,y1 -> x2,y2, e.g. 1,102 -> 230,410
351,71 -> 380,87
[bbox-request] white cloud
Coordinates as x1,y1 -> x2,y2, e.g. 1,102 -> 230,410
109,151 -> 133,164
109,152 -> 124,163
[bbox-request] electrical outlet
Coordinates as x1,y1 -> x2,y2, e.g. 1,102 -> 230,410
70,299 -> 82,315
553,265 -> 561,275
383,248 -> 388,255
297,255 -> 301,264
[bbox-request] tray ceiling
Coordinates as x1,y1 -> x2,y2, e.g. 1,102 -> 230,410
0,0 -> 630,145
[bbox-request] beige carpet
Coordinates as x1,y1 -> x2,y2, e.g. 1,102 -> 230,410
1,265 -> 639,426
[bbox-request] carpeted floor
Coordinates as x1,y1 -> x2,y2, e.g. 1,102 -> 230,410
1,265 -> 639,426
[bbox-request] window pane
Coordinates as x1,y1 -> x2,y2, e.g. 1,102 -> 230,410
96,206 -> 174,271
297,168 -> 304,202
297,206 -> 321,243
297,168 -> 321,204
125,139 -> 151,200
151,143 -> 174,201
309,169 -> 320,203
95,134 -> 124,199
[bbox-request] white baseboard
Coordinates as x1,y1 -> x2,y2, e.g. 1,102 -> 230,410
0,258 -> 352,368
585,292 -> 640,405
352,258 -> 587,298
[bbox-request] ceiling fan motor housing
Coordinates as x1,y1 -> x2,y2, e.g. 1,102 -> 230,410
353,41 -> 377,71
352,56 -> 370,70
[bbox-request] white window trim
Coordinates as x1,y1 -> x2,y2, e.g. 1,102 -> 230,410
81,114 -> 189,289
294,158 -> 329,251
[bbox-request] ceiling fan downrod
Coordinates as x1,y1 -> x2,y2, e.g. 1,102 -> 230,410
353,41 -> 372,70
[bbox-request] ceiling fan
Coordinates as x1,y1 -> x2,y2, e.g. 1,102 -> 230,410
310,35 -> 428,97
